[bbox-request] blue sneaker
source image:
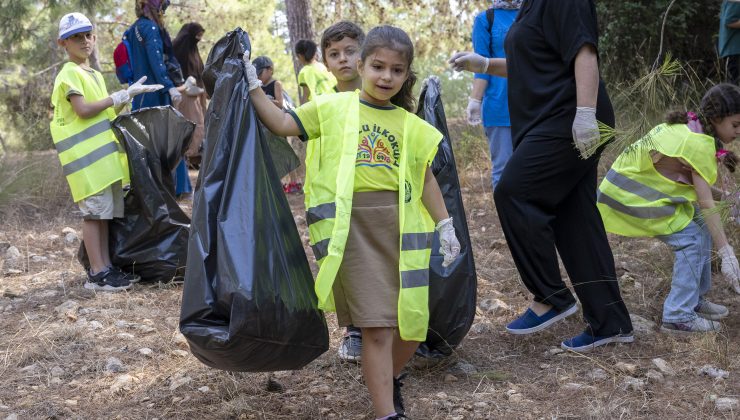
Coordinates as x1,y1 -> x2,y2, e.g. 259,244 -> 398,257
561,331 -> 634,353
506,304 -> 578,335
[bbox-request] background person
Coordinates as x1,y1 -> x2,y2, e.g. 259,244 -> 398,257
720,0 -> 740,85
173,22 -> 207,169
126,0 -> 191,197
295,39 -> 337,104
467,0 -> 520,192
450,0 -> 633,353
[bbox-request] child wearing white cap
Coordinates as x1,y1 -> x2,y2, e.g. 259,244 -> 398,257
52,12 -> 162,291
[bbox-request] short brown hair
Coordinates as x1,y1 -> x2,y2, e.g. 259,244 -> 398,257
320,21 -> 365,62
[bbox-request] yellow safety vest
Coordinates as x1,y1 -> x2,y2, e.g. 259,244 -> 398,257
597,123 -> 717,237
304,92 -> 441,341
50,63 -> 129,203
298,63 -> 337,102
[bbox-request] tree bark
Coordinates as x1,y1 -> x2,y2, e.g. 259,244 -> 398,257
284,0 -> 315,80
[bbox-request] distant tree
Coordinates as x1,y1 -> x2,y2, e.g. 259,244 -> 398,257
285,0 -> 315,78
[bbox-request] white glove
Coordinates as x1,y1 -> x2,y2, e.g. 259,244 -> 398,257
128,76 -> 163,97
110,90 -> 130,107
435,217 -> 461,268
466,97 -> 482,125
169,87 -> 182,107
183,76 -> 204,96
572,107 -> 600,159
242,51 -> 263,91
448,52 -> 488,74
719,245 -> 740,294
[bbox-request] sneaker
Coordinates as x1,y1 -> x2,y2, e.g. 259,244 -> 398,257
660,317 -> 722,334
84,268 -> 131,292
338,328 -> 362,362
393,373 -> 407,416
561,331 -> 634,353
113,266 -> 141,284
506,304 -> 578,335
694,300 -> 729,320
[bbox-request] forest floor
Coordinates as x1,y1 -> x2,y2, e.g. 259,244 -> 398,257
0,126 -> 739,419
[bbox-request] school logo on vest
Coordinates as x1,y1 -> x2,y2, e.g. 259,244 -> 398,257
357,124 -> 400,169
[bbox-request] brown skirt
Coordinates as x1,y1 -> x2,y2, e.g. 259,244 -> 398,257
333,191 -> 400,328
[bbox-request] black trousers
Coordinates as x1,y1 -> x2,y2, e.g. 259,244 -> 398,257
726,55 -> 740,85
493,135 -> 632,336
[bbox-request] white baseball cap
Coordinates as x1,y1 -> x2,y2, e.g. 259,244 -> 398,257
58,13 -> 93,40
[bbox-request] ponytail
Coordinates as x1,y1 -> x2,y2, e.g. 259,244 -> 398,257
390,69 -> 417,112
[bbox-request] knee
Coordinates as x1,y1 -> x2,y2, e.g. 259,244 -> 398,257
361,327 -> 394,347
493,175 -> 516,206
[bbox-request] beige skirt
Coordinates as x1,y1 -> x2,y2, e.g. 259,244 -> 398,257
333,191 -> 400,328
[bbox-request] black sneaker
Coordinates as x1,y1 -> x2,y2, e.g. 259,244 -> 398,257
393,373 -> 407,416
113,266 -> 141,283
84,268 -> 131,292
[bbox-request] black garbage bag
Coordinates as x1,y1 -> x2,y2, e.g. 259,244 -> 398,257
180,28 -> 329,372
78,106 -> 193,282
415,77 -> 477,359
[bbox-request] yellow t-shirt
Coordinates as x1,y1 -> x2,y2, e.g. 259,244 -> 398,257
296,62 -> 337,102
290,99 -> 409,192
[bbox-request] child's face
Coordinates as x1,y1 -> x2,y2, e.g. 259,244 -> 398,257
324,37 -> 361,82
258,67 -> 273,84
58,31 -> 95,62
713,113 -> 740,144
358,47 -> 409,106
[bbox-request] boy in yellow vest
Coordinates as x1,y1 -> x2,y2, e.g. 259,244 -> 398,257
295,39 -> 337,104
51,13 -> 161,291
319,21 -> 366,362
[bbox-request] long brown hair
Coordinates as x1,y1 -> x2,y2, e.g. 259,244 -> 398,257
360,25 -> 417,112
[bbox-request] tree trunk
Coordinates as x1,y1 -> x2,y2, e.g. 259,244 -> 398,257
284,0 -> 315,80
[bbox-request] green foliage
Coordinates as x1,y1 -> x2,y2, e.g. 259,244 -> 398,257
596,0 -> 721,83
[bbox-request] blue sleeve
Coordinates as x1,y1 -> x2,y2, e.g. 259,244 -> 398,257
471,11 -> 491,81
139,22 -> 174,89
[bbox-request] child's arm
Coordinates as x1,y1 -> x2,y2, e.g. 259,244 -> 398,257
69,76 -> 162,119
694,171 -> 729,248
421,166 -> 460,267
299,85 -> 310,105
244,55 -> 300,136
69,94 -> 115,119
421,167 -> 449,223
274,81 -> 285,109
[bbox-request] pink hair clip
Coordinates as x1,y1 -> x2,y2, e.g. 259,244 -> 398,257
717,149 -> 729,159
687,112 -> 703,134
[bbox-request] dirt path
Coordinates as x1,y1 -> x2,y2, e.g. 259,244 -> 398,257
1,162 -> 738,419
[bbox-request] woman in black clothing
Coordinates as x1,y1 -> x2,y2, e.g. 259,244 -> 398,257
450,0 -> 633,352
173,22 -> 207,167
254,56 -> 284,109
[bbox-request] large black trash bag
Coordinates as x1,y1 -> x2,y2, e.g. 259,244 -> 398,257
180,28 -> 329,372
415,77 -> 477,359
78,106 -> 193,282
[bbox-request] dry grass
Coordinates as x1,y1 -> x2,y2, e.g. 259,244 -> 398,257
0,126 -> 738,419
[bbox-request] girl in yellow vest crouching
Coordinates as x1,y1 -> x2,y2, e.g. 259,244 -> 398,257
246,26 -> 460,420
598,84 -> 740,335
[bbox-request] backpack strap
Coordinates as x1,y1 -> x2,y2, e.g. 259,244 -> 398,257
486,8 -> 495,57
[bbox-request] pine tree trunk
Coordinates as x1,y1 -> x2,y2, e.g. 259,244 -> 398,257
284,0 -> 315,80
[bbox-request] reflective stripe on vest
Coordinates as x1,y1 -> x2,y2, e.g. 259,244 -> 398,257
54,119 -> 112,154
401,232 -> 433,251
306,202 -> 336,225
401,268 -> 429,288
597,169 -> 689,219
62,141 -> 120,176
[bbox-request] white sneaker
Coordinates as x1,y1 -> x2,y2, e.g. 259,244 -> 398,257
695,300 -> 729,320
338,330 -> 362,362
660,317 -> 722,334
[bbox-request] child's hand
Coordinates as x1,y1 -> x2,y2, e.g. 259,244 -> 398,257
448,52 -> 488,74
435,217 -> 461,268
572,107 -> 600,159
719,245 -> 740,294
242,51 -> 263,91
128,76 -> 163,97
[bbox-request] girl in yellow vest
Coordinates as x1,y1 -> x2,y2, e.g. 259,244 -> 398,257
246,26 -> 460,420
598,84 -> 740,334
